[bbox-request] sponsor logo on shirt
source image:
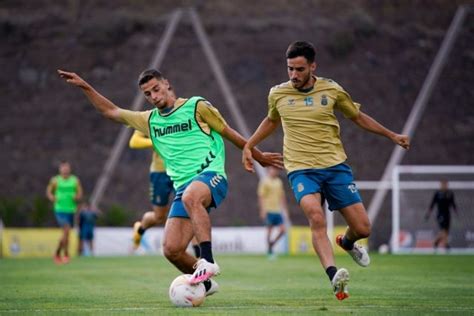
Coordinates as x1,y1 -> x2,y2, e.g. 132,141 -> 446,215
152,119 -> 192,137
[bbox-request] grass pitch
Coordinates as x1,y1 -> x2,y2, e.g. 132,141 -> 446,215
0,254 -> 473,315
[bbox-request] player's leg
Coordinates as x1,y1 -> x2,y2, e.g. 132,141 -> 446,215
266,224 -> 274,255
133,172 -> 172,249
182,172 -> 227,284
300,193 -> 335,268
61,223 -> 71,263
191,237 -> 201,258
337,203 -> 371,267
269,214 -> 286,251
162,217 -> 196,273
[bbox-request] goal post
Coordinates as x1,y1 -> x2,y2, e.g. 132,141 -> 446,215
391,165 -> 474,254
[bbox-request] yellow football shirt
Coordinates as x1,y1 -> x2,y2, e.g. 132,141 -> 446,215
268,76 -> 360,172
258,176 -> 285,214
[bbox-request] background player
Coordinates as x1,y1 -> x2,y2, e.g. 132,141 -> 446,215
129,130 -> 173,249
58,68 -> 282,293
257,166 -> 289,258
242,41 -> 410,300
46,161 -> 83,264
77,201 -> 99,256
425,180 -> 459,251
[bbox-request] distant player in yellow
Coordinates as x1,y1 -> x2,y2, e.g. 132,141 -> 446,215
258,166 -> 289,258
46,161 -> 83,264
129,130 -> 173,248
129,130 -> 202,257
243,41 -> 410,300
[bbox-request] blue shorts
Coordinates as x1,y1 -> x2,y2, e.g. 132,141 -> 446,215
288,163 -> 362,211
55,212 -> 74,227
168,171 -> 228,218
266,212 -> 284,226
79,226 -> 94,240
150,172 -> 174,206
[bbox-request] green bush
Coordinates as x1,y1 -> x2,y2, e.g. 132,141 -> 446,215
97,204 -> 132,226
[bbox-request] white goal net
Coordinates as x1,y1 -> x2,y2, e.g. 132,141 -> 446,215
391,165 -> 474,254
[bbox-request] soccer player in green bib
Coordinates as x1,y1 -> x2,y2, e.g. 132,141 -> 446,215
58,68 -> 282,295
46,161 -> 83,264
243,41 -> 410,300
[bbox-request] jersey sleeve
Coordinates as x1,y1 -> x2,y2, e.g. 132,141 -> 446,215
129,130 -> 153,149
117,109 -> 152,135
335,88 -> 360,119
196,100 -> 228,133
267,88 -> 280,120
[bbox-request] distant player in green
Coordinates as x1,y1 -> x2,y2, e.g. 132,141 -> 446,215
258,166 -> 289,258
243,41 -> 410,300
58,68 -> 282,296
46,161 -> 83,264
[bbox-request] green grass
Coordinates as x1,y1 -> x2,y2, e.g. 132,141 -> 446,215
0,254 -> 473,315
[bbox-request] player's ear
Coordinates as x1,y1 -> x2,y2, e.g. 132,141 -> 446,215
311,62 -> 317,73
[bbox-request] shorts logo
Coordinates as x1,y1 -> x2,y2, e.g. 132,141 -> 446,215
210,175 -> 223,188
297,183 -> 304,192
348,184 -> 357,193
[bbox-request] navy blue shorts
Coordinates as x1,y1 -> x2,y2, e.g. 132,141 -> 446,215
55,212 -> 74,227
288,163 -> 362,211
168,172 -> 228,218
149,172 -> 174,206
79,226 -> 94,240
266,212 -> 284,226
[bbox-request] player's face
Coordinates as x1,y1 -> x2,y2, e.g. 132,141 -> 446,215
287,56 -> 316,90
59,163 -> 71,177
140,78 -> 172,110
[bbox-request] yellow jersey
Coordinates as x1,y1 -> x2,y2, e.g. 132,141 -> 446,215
258,176 -> 285,213
268,76 -> 360,172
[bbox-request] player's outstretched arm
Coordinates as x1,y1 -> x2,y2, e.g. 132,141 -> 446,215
219,125 -> 283,170
350,111 -> 410,149
242,117 -> 281,173
57,69 -> 125,124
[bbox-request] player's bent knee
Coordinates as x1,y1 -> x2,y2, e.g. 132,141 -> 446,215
356,223 -> 371,239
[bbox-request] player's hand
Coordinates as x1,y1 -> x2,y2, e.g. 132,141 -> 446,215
392,134 -> 410,149
257,152 -> 284,169
57,69 -> 89,89
242,146 -> 255,173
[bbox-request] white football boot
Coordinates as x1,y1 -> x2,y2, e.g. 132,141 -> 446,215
336,235 -> 370,267
331,268 -> 350,301
189,258 -> 220,285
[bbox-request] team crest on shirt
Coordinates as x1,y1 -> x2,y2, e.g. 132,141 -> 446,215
321,95 -> 328,106
304,96 -> 314,106
297,183 -> 304,192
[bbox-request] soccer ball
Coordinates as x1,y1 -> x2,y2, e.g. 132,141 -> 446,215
169,274 -> 206,307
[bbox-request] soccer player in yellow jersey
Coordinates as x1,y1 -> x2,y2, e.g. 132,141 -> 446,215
129,130 -> 173,249
257,166 -> 289,258
243,41 -> 410,300
58,68 -> 282,295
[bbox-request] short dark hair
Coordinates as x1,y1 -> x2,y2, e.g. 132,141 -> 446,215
137,69 -> 164,86
286,41 -> 316,63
